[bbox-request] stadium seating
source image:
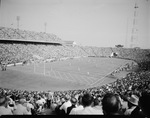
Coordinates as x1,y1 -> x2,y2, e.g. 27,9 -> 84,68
0,27 -> 150,116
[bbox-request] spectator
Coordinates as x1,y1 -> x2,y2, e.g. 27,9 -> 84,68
0,95 -> 13,115
67,97 -> 77,115
69,95 -> 84,115
6,96 -> 17,114
75,93 -> 103,115
124,94 -> 139,115
36,95 -> 46,113
55,97 -> 66,115
102,93 -> 123,115
119,95 -> 128,113
25,101 -> 34,115
40,103 -> 56,115
46,92 -> 53,109
59,95 -> 71,114
13,98 -> 31,115
92,97 -> 103,114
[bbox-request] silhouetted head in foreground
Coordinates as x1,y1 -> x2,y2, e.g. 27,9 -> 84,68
139,92 -> 150,118
81,93 -> 93,107
102,93 -> 122,115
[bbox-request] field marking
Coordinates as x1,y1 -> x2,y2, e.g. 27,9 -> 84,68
81,76 -> 91,85
83,76 -> 92,85
5,58 -> 134,91
60,72 -> 74,82
71,74 -> 82,84
77,75 -> 87,84
89,63 -> 128,87
90,70 -> 117,87
64,73 -> 72,81
57,71 -> 78,83
46,70 -> 76,84
68,73 -> 75,81
48,70 -> 94,86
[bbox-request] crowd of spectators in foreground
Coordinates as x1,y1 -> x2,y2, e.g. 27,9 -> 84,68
0,69 -> 150,117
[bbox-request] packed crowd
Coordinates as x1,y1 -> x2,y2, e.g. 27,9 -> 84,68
0,43 -> 88,64
0,42 -> 150,66
0,27 -> 61,42
110,62 -> 138,76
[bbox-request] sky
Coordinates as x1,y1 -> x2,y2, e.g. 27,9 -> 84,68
0,0 -> 150,48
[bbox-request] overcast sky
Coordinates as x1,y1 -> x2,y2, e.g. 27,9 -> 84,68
0,0 -> 150,48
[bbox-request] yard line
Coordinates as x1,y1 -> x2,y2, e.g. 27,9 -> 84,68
90,71 -> 113,87
70,74 -> 79,82
68,73 -> 76,81
70,74 -> 83,85
59,72 -> 66,79
53,71 -> 60,79
60,72 -> 76,83
66,73 -> 74,81
57,71 -> 63,79
61,72 -> 74,82
64,73 -> 72,81
86,76 -> 94,83
88,76 -> 98,83
82,76 -> 91,84
50,70 -> 76,84
76,74 -> 87,84
75,75 -> 84,84
80,76 -> 91,85
90,63 -> 126,87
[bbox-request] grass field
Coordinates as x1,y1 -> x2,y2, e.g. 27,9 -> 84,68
0,57 -> 133,91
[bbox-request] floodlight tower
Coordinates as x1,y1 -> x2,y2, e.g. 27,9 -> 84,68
0,0 -> 3,26
16,16 -> 20,29
44,22 -> 47,33
130,0 -> 139,48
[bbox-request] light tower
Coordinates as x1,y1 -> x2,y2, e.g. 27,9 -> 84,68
44,22 -> 47,33
16,16 -> 20,29
130,0 -> 139,48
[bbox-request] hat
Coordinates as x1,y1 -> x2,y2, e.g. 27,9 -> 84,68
71,97 -> 77,104
65,95 -> 70,100
61,98 -> 65,103
19,98 -> 27,104
127,95 -> 139,106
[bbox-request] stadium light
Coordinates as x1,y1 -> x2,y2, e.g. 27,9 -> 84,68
16,16 -> 20,29
130,0 -> 139,48
44,22 -> 47,33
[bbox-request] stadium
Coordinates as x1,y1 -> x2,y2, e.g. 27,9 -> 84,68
0,0 -> 150,116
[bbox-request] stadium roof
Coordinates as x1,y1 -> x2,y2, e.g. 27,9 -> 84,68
0,38 -> 63,45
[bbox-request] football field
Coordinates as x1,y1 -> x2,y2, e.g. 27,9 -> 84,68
0,57 -> 133,91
